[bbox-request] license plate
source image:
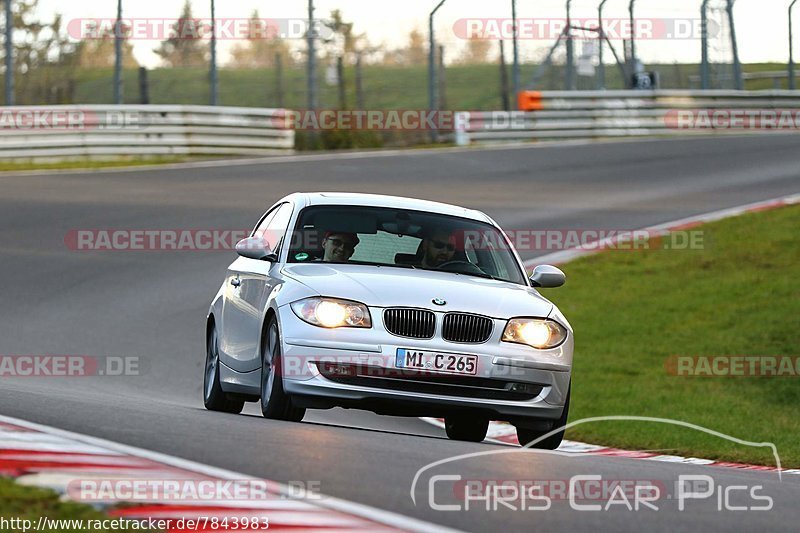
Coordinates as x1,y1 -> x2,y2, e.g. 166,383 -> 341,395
395,348 -> 478,376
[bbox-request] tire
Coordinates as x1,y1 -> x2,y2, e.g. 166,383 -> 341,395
444,415 -> 489,442
516,387 -> 570,450
203,323 -> 245,414
260,316 -> 305,422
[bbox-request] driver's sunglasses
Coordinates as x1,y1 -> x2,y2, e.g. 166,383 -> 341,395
432,240 -> 456,251
328,238 -> 355,252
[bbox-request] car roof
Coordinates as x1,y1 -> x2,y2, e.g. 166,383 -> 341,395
288,192 -> 492,223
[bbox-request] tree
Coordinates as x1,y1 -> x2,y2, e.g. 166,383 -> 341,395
75,21 -> 138,68
322,10 -> 350,59
456,38 -> 492,65
228,10 -> 292,68
153,0 -> 208,68
382,28 -> 426,66
1,0 -> 81,103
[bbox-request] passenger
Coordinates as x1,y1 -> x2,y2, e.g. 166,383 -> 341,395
321,232 -> 360,262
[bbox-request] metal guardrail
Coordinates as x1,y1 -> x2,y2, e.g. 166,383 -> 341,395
0,105 -> 294,161
3,92 -> 799,160
454,90 -> 800,144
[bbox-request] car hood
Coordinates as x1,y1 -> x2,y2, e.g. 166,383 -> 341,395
281,264 -> 553,318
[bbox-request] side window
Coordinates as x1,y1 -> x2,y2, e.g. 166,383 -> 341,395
253,207 -> 279,239
263,203 -> 294,252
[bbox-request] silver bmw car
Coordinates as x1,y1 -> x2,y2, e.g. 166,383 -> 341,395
204,193 -> 573,447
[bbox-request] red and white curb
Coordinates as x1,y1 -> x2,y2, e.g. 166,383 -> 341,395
523,193 -> 800,269
0,415 -> 453,532
426,193 -> 800,474
421,418 -> 800,475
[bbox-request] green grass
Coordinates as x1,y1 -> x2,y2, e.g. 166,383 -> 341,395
17,62 -> 789,110
0,156 -> 194,173
0,478 -> 133,532
545,205 -> 800,466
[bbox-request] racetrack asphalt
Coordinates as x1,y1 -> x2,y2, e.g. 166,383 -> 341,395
1,134 -> 799,531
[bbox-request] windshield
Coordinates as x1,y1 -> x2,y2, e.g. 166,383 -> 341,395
287,205 -> 527,285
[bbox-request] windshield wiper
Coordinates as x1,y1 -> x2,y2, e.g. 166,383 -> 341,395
455,270 -> 505,282
323,260 -> 417,270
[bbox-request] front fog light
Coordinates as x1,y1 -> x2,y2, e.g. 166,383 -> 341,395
291,297 -> 372,329
502,318 -> 568,349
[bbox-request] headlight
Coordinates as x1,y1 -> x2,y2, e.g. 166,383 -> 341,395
502,318 -> 568,349
290,297 -> 372,329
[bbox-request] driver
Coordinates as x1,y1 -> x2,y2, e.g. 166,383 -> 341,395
419,227 -> 456,269
321,231 -> 360,262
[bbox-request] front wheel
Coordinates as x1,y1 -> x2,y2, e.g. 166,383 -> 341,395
516,387 -> 570,449
445,415 -> 489,442
203,324 -> 245,414
260,317 -> 305,422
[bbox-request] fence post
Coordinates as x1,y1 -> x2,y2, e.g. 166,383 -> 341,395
275,53 -> 284,108
4,0 -> 13,106
337,56 -> 346,109
727,0 -> 743,90
701,0 -> 711,89
209,0 -> 218,105
429,0 -> 447,142
355,53 -> 365,109
512,0 -> 520,105
438,45 -> 446,110
138,67 -> 149,104
499,41 -> 510,111
565,0 -> 575,90
791,1 -> 798,90
114,0 -> 123,104
307,0 -> 317,111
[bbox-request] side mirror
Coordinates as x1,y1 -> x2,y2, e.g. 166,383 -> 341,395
235,237 -> 278,262
530,265 -> 565,288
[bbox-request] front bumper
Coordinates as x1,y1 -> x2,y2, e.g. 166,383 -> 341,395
278,305 -> 572,422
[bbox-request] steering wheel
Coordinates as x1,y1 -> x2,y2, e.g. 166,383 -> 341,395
437,260 -> 484,274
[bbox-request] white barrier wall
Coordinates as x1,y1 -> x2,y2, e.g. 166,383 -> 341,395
453,90 -> 800,145
0,105 -> 295,161
2,92 -> 799,159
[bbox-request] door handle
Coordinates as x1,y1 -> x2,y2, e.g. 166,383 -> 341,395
230,277 -> 241,287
